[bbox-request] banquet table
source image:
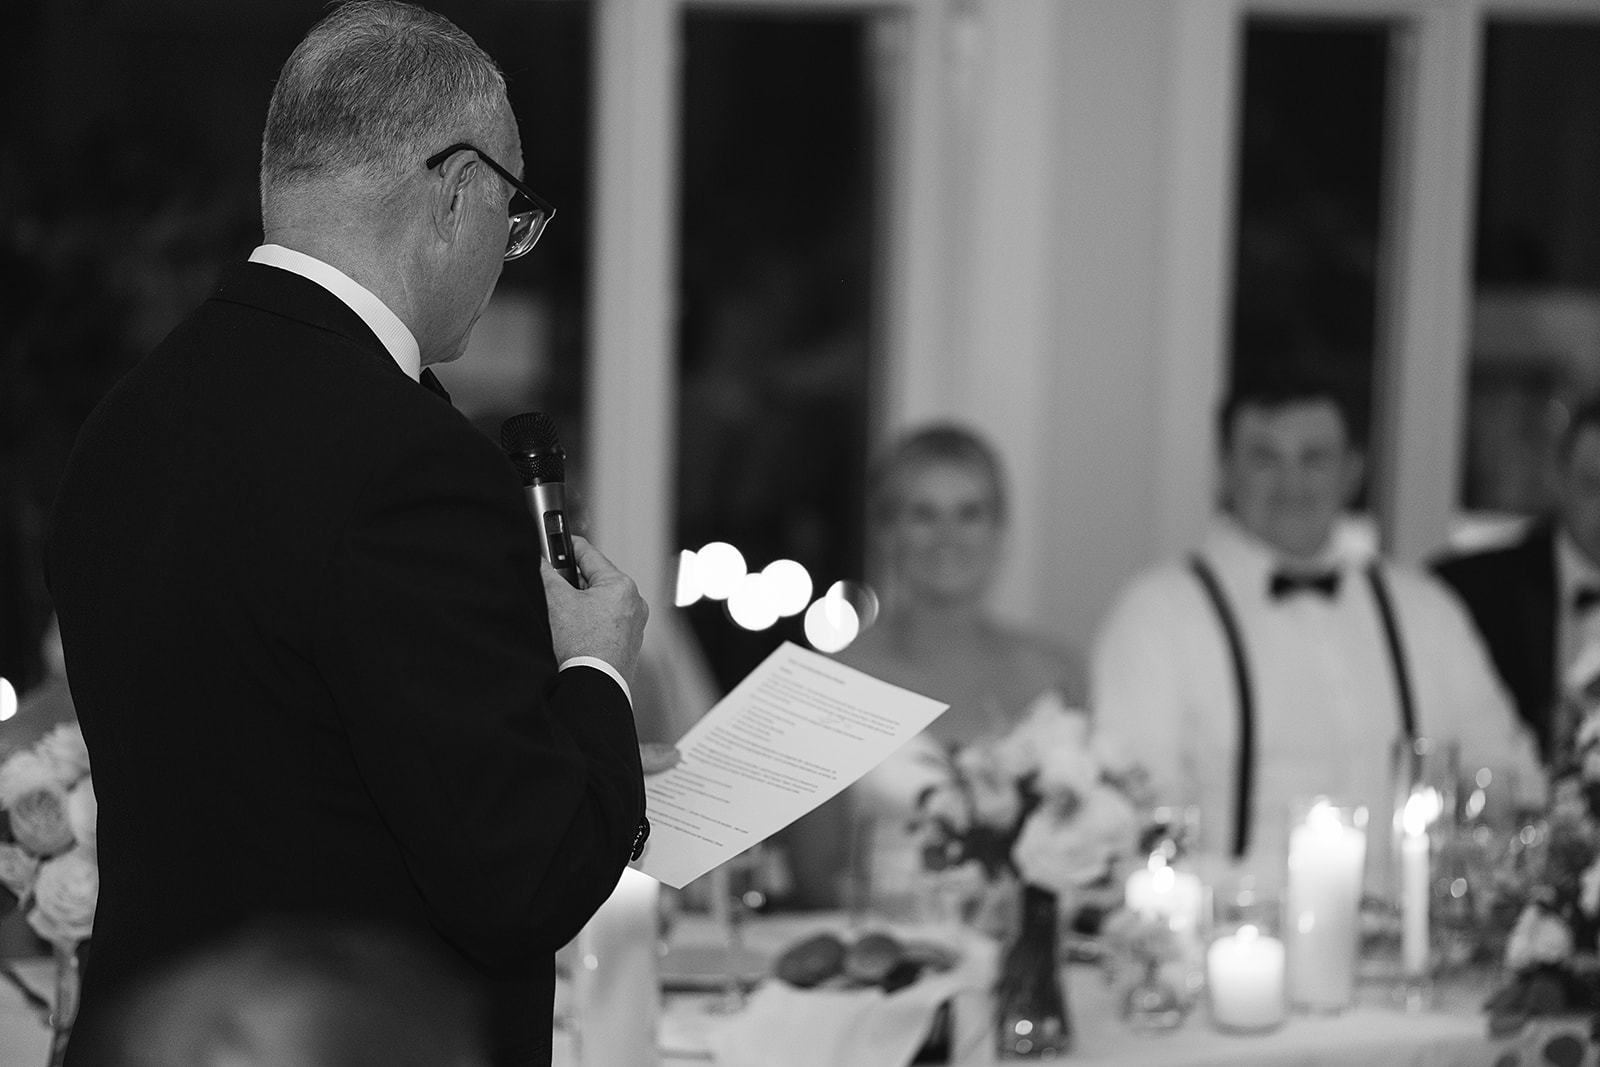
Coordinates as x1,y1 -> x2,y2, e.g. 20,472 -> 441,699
552,912 -> 1556,1067
0,923 -> 1571,1066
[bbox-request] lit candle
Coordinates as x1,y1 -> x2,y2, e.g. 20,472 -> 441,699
573,867 -> 660,1067
1400,788 -> 1439,978
1124,854 -> 1205,932
1206,924 -> 1286,1032
1285,799 -> 1367,1012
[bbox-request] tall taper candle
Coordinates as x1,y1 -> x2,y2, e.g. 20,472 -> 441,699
574,867 -> 660,1066
1400,788 -> 1440,978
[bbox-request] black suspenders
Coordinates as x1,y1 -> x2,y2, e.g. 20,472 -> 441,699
1186,555 -> 1417,859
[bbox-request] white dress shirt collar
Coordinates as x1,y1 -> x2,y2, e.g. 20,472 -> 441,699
248,244 -> 422,382
1205,514 -> 1351,588
1556,524 -> 1600,610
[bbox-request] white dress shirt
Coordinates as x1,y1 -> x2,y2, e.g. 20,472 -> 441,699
1556,527 -> 1600,693
1091,516 -> 1544,896
247,244 -> 630,704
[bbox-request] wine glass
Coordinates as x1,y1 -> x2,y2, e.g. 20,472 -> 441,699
705,847 -> 768,1015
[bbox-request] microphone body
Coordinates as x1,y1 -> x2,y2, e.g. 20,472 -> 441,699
524,480 -> 579,586
501,412 -> 581,587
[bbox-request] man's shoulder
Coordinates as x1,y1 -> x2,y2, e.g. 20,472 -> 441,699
1098,555 -> 1215,636
1113,554 -> 1214,602
1370,557 -> 1491,631
1431,521 -> 1553,585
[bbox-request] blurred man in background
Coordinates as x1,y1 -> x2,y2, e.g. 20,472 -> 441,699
1091,374 -> 1543,893
1435,395 -> 1600,767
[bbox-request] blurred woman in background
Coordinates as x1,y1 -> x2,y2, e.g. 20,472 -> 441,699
782,423 -> 1086,910
840,423 -> 1085,744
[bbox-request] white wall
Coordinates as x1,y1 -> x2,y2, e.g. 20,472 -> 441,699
888,1 -> 1233,655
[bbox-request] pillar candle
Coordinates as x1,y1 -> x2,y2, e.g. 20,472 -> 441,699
574,867 -> 660,1067
1206,925 -> 1286,1032
1285,799 -> 1366,1012
1400,788 -> 1439,977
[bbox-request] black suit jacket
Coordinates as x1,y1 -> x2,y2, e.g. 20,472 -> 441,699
1432,520 -> 1559,761
45,262 -> 645,1066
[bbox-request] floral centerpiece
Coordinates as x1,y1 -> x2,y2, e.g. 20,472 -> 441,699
0,723 -> 97,953
1483,646 -> 1600,1039
870,690 -> 1151,941
0,722 -> 97,952
0,722 -> 97,1063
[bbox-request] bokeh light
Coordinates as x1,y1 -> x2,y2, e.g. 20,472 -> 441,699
804,595 -> 860,653
727,572 -> 780,631
674,549 -> 703,607
0,678 -> 15,723
826,580 -> 880,632
695,541 -> 747,601
762,559 -> 813,618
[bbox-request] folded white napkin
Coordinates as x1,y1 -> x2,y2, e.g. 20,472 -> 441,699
704,927 -> 997,1067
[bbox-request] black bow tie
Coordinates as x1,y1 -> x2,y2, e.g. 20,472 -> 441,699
419,367 -> 452,405
1269,569 -> 1341,600
1576,587 -> 1600,614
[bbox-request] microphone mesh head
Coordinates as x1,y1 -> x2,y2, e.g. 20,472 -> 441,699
500,412 -> 566,485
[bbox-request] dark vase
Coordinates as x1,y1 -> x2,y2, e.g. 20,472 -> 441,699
994,884 -> 1071,1058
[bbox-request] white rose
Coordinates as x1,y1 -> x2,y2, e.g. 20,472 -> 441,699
1012,786 -> 1140,897
970,775 -> 1023,830
1505,906 -> 1574,972
36,725 -> 90,787
0,844 -> 39,900
27,849 -> 97,949
9,787 -> 76,857
1036,746 -> 1100,803
65,778 -> 96,856
1583,860 -> 1600,921
0,752 -> 59,809
992,693 -> 1090,780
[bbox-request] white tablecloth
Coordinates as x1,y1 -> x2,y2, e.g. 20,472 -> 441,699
0,923 -> 1533,1067
556,913 -> 1513,1067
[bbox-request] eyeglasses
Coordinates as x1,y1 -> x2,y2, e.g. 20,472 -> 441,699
425,142 -> 555,261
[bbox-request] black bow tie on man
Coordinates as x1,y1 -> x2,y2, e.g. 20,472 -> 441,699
1269,568 -> 1341,600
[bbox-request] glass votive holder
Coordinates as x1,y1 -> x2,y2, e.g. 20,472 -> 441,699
1205,919 -> 1287,1035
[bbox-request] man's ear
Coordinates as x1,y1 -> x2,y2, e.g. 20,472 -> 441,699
426,153 -> 477,247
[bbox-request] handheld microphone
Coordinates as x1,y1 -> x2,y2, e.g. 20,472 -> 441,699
500,412 -> 580,587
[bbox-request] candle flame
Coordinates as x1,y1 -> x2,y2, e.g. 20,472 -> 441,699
1402,788 -> 1441,837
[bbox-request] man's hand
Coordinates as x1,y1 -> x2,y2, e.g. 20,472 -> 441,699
541,536 -> 648,682
639,742 -> 681,775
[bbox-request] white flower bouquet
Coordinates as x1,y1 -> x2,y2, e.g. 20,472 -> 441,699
0,723 -> 97,953
900,692 -> 1150,936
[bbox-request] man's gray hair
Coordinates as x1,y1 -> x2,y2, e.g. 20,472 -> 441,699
261,1 -> 507,207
